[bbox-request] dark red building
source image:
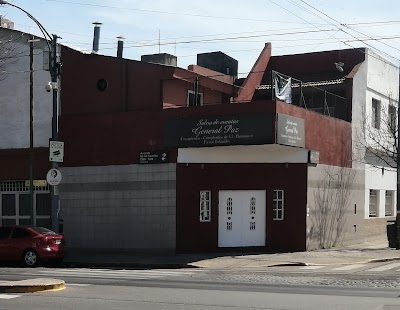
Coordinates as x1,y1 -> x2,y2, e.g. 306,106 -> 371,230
57,44 -> 356,253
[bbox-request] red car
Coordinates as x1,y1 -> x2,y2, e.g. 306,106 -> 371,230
0,226 -> 66,267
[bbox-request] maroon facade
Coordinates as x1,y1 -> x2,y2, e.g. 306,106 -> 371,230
277,102 -> 352,167
57,47 -> 353,253
0,148 -> 51,180
176,163 -> 308,252
60,101 -> 351,167
266,48 -> 366,80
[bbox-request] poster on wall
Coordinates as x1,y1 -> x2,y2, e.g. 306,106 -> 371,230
276,113 -> 305,148
164,114 -> 274,148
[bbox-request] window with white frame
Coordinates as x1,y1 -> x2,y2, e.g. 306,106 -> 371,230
385,190 -> 394,216
372,98 -> 381,129
369,189 -> 378,217
273,190 -> 284,220
199,190 -> 211,222
187,90 -> 203,107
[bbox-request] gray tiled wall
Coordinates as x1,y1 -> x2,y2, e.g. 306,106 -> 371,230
59,164 -> 176,252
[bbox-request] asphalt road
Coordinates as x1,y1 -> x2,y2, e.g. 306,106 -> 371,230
1,266 -> 400,309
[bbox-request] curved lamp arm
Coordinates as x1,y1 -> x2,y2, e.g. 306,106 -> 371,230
0,0 -> 52,51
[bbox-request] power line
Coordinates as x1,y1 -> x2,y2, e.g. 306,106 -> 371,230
295,0 -> 400,54
98,29 -> 338,51
53,26 -> 332,46
268,0 -> 400,65
43,0 -> 331,24
62,34 -> 400,52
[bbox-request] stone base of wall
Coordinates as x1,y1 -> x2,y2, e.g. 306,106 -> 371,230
59,164 -> 177,251
364,216 -> 396,241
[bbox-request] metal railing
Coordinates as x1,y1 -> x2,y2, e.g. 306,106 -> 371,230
258,70 -> 348,120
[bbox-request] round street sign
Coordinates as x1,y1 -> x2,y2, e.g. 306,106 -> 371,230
46,168 -> 62,186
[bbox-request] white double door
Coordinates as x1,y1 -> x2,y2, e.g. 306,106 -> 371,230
218,190 -> 266,247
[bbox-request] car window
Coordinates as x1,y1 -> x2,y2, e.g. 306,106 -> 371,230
0,227 -> 12,239
31,227 -> 56,235
11,227 -> 31,239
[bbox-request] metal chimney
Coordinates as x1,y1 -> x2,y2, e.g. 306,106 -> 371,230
92,22 -> 102,54
116,35 -> 125,59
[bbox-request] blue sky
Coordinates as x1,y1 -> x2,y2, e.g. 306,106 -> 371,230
2,0 -> 400,77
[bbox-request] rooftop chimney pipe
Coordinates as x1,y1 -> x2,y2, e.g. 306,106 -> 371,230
117,35 -> 125,58
92,21 -> 102,54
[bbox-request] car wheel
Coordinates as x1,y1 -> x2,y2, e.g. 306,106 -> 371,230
23,249 -> 39,267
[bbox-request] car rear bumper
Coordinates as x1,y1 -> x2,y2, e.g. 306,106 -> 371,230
36,246 -> 66,260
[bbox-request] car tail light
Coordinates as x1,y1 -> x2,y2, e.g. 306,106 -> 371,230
38,236 -> 50,246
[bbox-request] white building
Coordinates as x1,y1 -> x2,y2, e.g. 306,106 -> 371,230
0,27 -> 54,227
351,49 -> 399,222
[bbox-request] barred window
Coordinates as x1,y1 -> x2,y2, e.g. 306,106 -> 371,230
0,180 -> 49,192
199,191 -> 211,222
273,190 -> 284,221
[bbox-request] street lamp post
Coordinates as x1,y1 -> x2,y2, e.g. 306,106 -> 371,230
0,0 -> 61,232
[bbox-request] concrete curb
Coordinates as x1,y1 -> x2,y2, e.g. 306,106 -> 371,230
0,278 -> 65,293
365,257 -> 400,264
62,255 -> 400,270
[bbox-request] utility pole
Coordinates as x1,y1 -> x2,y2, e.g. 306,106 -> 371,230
29,36 -> 34,225
396,80 -> 400,249
50,35 -> 60,233
0,0 -> 62,232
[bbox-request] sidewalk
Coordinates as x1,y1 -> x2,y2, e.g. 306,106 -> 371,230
64,239 -> 400,269
4,240 -> 400,294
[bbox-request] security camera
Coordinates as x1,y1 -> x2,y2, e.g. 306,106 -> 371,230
45,82 -> 52,92
334,62 -> 344,73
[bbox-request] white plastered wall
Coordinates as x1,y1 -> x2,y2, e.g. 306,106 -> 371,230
0,29 -> 53,149
352,48 -> 399,219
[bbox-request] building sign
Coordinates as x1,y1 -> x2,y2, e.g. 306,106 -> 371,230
276,113 -> 305,148
46,168 -> 62,186
25,180 -> 47,187
164,114 -> 274,148
49,140 -> 64,162
139,151 -> 169,164
308,150 -> 320,164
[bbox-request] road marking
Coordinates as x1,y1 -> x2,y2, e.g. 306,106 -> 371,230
332,264 -> 367,271
367,262 -> 400,272
66,283 -> 91,287
24,268 -> 196,280
299,266 -> 324,270
0,294 -> 21,299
